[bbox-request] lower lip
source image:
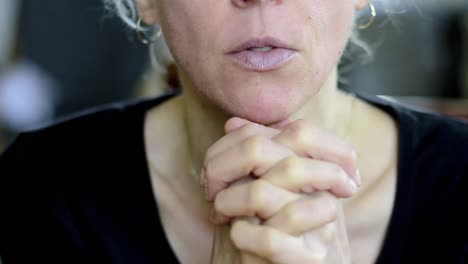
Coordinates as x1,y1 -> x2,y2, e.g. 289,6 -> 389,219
228,48 -> 296,72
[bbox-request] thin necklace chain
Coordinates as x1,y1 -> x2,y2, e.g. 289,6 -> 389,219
184,93 -> 356,182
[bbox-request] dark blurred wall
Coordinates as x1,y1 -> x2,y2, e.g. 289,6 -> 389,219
346,3 -> 468,98
19,0 -> 149,117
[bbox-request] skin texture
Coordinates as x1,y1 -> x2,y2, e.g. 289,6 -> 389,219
136,0 -> 398,263
205,118 -> 358,263
138,0 -> 365,125
144,95 -> 397,263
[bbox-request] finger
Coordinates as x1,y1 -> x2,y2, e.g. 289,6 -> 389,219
332,202 -> 352,262
263,157 -> 358,198
213,179 -> 299,224
241,252 -> 269,264
225,117 -> 292,132
264,192 -> 338,236
204,136 -> 295,200
273,119 -> 361,185
205,120 -> 279,163
231,220 -> 326,264
239,214 -> 270,264
224,117 -> 253,132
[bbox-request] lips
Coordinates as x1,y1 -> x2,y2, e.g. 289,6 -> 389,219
229,37 -> 293,53
227,37 -> 297,72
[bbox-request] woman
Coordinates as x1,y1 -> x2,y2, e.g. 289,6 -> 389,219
0,0 -> 466,263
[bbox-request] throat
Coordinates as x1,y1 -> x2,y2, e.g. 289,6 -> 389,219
340,98 -> 399,264
144,95 -> 215,263
150,163 -> 215,264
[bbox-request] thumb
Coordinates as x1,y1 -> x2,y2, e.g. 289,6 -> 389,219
224,117 -> 254,133
268,118 -> 295,130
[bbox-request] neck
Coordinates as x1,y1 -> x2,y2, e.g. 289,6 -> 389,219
181,68 -> 352,175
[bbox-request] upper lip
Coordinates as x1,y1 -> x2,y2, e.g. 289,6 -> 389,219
228,36 -> 295,54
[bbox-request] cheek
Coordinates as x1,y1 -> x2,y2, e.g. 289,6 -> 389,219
293,1 -> 353,91
159,1 -> 224,86
314,1 -> 354,62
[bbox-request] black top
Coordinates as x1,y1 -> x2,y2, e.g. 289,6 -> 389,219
0,93 -> 467,263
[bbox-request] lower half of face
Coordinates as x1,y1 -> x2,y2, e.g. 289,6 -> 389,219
160,0 -> 355,124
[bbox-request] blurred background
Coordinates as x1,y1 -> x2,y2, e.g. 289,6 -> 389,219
0,0 -> 467,152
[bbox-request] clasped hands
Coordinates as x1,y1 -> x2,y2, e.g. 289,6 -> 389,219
201,117 -> 361,263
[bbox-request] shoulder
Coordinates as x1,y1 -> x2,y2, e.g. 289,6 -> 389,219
395,107 -> 468,201
369,95 -> 468,207
0,94 -> 177,197
356,93 -> 468,163
1,93 -> 176,164
0,102 -> 128,173
357,93 -> 467,203
360,95 -> 468,261
396,103 -> 468,167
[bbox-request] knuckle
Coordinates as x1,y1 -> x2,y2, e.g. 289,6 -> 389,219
283,204 -> 302,227
242,135 -> 268,161
286,119 -> 310,143
230,221 -> 245,246
320,223 -> 336,242
298,196 -> 337,227
314,191 -> 332,203
202,160 -> 214,181
260,229 -> 280,258
289,119 -> 308,133
323,201 -> 338,223
310,252 -> 327,264
247,180 -> 268,214
239,123 -> 259,137
318,195 -> 338,223
341,143 -> 358,166
213,192 -> 225,214
328,163 -> 347,182
280,157 -> 302,177
205,145 -> 216,160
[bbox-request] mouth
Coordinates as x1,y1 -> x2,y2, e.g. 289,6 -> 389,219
229,37 -> 295,53
227,37 -> 297,72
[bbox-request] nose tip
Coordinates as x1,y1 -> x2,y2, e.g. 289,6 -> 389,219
231,0 -> 283,8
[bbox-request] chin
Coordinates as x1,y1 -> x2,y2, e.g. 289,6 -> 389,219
239,109 -> 293,126
221,87 -> 304,125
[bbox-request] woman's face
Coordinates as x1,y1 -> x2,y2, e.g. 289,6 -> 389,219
154,0 -> 362,124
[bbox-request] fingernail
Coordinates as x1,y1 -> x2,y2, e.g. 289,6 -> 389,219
348,178 -> 358,194
355,168 -> 362,187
